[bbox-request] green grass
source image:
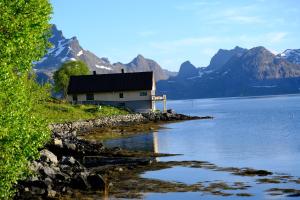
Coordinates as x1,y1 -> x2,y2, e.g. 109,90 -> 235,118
34,99 -> 129,123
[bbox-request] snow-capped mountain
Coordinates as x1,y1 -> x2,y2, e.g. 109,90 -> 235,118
279,49 -> 300,64
34,25 -> 173,82
34,25 -> 120,77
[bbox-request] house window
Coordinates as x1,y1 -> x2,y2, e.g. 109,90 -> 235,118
119,93 -> 124,98
86,93 -> 94,101
140,91 -> 147,96
72,94 -> 78,101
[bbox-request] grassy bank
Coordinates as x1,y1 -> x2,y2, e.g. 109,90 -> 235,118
34,99 -> 129,123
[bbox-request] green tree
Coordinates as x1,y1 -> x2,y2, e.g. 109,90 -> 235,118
54,60 -> 90,97
0,0 -> 52,199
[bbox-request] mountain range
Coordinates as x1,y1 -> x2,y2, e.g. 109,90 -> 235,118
34,25 -> 174,83
34,25 -> 300,99
157,46 -> 300,99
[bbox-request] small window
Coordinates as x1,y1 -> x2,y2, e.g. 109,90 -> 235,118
119,93 -> 124,98
72,94 -> 78,101
86,93 -> 94,101
140,91 -> 147,96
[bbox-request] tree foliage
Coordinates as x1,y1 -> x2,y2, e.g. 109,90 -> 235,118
0,0 -> 52,199
54,60 -> 90,97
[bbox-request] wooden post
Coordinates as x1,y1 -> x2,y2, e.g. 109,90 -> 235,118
163,95 -> 167,112
152,99 -> 156,112
151,96 -> 156,112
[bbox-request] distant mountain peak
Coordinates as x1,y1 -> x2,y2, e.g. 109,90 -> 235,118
123,54 -> 168,81
136,54 -> 145,59
243,46 -> 274,60
207,46 -> 247,70
182,60 -> 192,65
51,24 -> 62,36
34,25 -> 171,82
250,46 -> 269,52
234,46 -> 245,50
279,49 -> 300,64
129,54 -> 149,66
223,46 -> 300,80
177,61 -> 199,79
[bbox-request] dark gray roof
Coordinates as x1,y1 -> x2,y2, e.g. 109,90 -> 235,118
67,71 -> 153,94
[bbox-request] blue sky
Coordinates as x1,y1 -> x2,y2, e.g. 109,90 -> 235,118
51,0 -> 300,71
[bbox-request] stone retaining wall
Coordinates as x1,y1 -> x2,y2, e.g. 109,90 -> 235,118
49,114 -> 148,134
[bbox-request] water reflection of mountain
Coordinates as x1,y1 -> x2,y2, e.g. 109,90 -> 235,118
104,132 -> 159,153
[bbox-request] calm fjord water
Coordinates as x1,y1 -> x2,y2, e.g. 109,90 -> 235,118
104,95 -> 300,199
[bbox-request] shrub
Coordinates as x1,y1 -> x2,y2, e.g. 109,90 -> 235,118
53,61 -> 90,98
0,0 -> 52,199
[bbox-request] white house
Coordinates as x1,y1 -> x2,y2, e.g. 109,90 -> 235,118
67,71 -> 166,113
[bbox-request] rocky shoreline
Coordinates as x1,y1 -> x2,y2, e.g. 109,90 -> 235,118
15,111 -> 211,199
50,111 -> 212,134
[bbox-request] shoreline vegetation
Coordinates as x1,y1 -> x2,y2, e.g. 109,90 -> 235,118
0,1 -> 53,199
34,99 -> 129,123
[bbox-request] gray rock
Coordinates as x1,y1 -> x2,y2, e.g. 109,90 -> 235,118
44,177 -> 53,188
29,161 -> 43,172
47,189 -> 57,198
61,156 -> 76,165
64,142 -> 76,151
41,166 -> 56,179
40,149 -> 58,165
31,186 -> 46,195
167,109 -> 176,114
53,138 -> 63,148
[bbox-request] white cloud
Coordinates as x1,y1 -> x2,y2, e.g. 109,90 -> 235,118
238,32 -> 288,46
226,15 -> 263,24
267,32 -> 288,43
206,6 -> 265,25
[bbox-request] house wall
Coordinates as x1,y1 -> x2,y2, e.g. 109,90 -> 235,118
67,90 -> 155,112
99,100 -> 152,113
67,90 -> 154,102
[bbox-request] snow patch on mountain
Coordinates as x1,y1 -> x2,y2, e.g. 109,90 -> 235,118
77,50 -> 83,56
279,49 -> 300,64
54,44 -> 66,57
95,65 -> 112,70
61,57 -> 69,63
